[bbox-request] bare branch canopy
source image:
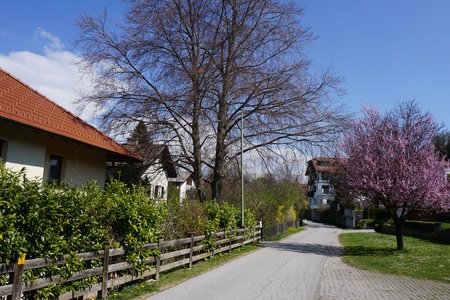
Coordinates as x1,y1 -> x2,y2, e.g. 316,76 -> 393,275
76,0 -> 349,202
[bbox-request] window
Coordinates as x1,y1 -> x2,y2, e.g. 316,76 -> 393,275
322,185 -> 330,194
155,185 -> 165,198
321,172 -> 330,180
48,155 -> 63,182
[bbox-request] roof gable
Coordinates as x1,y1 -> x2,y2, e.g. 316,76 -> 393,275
0,68 -> 139,161
305,157 -> 338,175
123,143 -> 177,177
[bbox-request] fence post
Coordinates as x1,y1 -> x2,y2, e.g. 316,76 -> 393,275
260,222 -> 263,242
12,253 -> 26,300
155,239 -> 161,280
101,244 -> 110,299
241,228 -> 245,247
260,221 -> 264,241
189,233 -> 194,269
252,226 -> 255,243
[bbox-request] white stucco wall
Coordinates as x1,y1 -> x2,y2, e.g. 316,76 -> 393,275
0,121 -> 108,187
43,139 -> 107,187
0,123 -> 46,179
178,181 -> 187,202
142,159 -> 169,200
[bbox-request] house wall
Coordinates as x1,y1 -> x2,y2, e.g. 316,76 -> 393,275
43,138 -> 107,187
142,159 -> 169,200
307,171 -> 335,210
179,181 -> 187,202
0,125 -> 46,179
0,121 -> 108,187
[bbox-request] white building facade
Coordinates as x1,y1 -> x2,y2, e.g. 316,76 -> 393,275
305,157 -> 337,221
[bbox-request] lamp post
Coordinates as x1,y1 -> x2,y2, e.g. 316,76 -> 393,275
241,109 -> 245,228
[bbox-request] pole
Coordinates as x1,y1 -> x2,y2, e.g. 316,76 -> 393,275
241,109 -> 245,228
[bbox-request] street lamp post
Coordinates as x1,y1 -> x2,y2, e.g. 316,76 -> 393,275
241,109 -> 245,228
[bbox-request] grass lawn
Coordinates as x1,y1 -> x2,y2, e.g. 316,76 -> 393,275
109,244 -> 261,300
267,227 -> 304,241
339,232 -> 450,283
441,222 -> 450,229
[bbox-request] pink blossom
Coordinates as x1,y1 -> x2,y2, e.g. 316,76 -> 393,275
340,102 -> 450,219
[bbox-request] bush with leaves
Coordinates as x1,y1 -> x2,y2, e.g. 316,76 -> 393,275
162,199 -> 257,251
162,200 -> 208,238
0,163 -> 166,297
0,162 -> 258,297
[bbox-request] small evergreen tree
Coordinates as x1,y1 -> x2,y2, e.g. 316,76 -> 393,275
130,121 -> 151,147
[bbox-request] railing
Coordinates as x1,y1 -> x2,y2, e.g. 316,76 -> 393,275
0,224 -> 262,300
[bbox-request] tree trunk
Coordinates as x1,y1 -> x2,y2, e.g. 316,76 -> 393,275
211,137 -> 226,204
191,84 -> 205,202
394,218 -> 404,250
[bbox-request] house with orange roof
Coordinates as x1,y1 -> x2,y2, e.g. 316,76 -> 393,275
0,68 -> 140,187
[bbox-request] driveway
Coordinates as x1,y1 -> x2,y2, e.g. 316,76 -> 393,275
146,222 -> 450,300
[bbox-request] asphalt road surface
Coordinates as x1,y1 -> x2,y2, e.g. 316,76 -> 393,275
147,222 -> 342,300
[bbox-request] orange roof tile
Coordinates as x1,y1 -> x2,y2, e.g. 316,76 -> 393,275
305,157 -> 338,175
0,68 -> 140,161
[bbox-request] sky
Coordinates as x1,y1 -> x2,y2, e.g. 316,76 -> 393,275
0,0 -> 449,129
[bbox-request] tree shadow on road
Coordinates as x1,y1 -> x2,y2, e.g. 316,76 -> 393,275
263,242 -> 343,257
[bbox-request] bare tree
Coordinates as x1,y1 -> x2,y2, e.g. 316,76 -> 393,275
76,0 -> 348,203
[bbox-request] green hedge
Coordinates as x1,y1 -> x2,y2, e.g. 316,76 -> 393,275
0,163 -> 257,298
404,220 -> 443,232
0,166 -> 163,265
0,164 -> 257,265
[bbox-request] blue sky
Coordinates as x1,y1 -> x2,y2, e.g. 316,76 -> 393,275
0,0 -> 449,129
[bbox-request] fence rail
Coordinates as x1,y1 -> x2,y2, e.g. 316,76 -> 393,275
0,224 -> 262,300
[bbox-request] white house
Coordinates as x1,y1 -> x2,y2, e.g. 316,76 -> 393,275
110,143 -> 178,201
168,171 -> 196,202
305,157 -> 338,221
0,68 -> 140,187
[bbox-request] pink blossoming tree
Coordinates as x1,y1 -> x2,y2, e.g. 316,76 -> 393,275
340,101 -> 450,250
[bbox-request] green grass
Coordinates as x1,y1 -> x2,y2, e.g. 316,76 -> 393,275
109,244 -> 261,300
339,232 -> 450,283
267,227 -> 304,241
441,222 -> 450,229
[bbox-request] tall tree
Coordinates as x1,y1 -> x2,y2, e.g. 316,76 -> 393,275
340,101 -> 450,250
76,0 -> 348,203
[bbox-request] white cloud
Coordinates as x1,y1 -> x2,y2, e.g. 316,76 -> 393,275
34,27 -> 64,51
0,28 -> 96,121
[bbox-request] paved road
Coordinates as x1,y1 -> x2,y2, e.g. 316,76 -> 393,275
146,222 -> 450,300
147,222 -> 343,300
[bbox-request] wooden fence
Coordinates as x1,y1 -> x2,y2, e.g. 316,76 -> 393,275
0,224 -> 261,300
263,219 -> 301,240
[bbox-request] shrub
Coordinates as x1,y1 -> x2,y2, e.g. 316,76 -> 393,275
0,163 -> 260,297
0,164 -> 164,264
162,200 -> 208,238
404,220 -> 443,232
